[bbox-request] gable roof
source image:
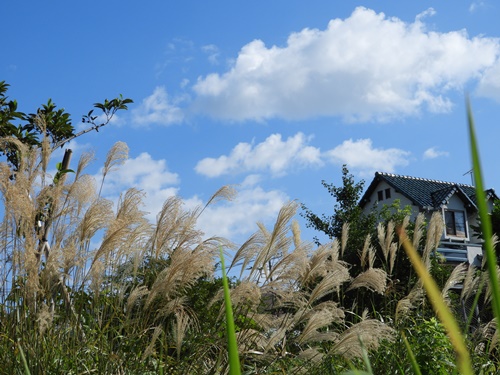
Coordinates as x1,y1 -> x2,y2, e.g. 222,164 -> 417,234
359,172 -> 497,211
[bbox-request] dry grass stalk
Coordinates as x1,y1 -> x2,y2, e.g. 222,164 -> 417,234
267,244 -> 309,287
341,222 -> 349,259
412,213 -> 425,249
331,319 -> 395,359
299,242 -> 336,286
395,284 -> 424,321
388,242 -> 398,275
100,141 -> 128,182
359,235 -> 371,269
142,326 -> 164,360
251,202 -> 297,283
146,246 -> 215,307
346,268 -> 388,295
36,302 -> 54,335
297,308 -> 339,345
150,196 -> 205,259
461,265 -> 481,302
377,221 -> 400,274
442,263 -> 468,306
292,220 -> 301,250
90,188 -> 150,279
423,212 -> 444,269
308,267 -> 351,304
173,308 -> 194,360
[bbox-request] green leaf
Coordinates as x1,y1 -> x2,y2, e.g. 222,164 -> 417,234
467,97 -> 500,326
219,247 -> 241,375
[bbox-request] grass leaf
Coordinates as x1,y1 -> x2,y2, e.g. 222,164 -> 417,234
467,97 -> 500,325
399,231 -> 473,375
220,247 -> 241,375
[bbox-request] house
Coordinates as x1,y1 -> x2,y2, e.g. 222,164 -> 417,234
359,172 -> 498,266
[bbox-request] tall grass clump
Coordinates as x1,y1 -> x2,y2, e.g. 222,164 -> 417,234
2,99 -> 500,373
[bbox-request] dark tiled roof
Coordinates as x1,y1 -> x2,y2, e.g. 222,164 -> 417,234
359,172 -> 497,210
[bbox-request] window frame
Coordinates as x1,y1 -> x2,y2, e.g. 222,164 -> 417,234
377,190 -> 384,201
443,209 -> 468,240
385,188 -> 391,199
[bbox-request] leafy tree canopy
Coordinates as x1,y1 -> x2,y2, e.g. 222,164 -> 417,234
0,80 -> 132,171
300,165 -> 377,261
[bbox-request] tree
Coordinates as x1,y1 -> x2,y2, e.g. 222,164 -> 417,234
0,80 -> 133,171
301,165 -> 376,259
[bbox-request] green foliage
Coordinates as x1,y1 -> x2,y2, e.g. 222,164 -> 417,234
378,198 -> 413,225
301,164 -> 376,260
0,80 -> 132,170
372,318 -> 456,375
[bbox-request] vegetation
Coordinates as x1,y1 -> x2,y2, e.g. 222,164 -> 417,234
1,84 -> 500,374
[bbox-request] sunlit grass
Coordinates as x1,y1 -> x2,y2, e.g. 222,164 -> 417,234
220,247 -> 241,375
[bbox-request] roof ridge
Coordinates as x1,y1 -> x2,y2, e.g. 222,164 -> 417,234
376,171 -> 475,187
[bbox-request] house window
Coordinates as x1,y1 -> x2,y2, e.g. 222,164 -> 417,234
377,191 -> 384,201
385,188 -> 391,199
444,210 -> 467,238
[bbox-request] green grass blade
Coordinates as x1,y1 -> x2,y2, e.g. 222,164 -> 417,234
17,342 -> 31,375
219,247 -> 241,375
399,232 -> 473,375
402,332 -> 422,375
466,98 -> 500,325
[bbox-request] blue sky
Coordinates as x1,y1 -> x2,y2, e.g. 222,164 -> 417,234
3,1 -> 500,246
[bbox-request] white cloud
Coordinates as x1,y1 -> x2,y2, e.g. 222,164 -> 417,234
192,7 -> 500,122
202,44 -> 220,65
469,1 -> 485,12
423,147 -> 450,159
98,152 -> 180,219
195,132 -> 322,177
132,86 -> 184,126
186,186 -> 289,241
476,61 -> 500,101
325,138 -> 410,176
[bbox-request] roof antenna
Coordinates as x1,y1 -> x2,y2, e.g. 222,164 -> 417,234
463,169 -> 474,185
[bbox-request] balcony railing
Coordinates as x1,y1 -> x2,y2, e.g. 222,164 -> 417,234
436,242 -> 483,266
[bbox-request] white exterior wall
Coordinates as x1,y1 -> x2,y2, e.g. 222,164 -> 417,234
361,181 -> 421,220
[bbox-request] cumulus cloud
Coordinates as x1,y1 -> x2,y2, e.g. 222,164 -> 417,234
185,186 -> 289,241
476,61 -> 500,102
325,138 -> 410,176
423,147 -> 450,159
192,6 -> 500,122
132,86 -> 184,126
98,152 -> 180,219
195,132 -> 322,177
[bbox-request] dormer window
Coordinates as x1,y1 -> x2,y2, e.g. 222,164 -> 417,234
444,210 -> 467,238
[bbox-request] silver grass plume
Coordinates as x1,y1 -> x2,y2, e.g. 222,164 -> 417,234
331,319 -> 395,359
423,212 -> 444,269
442,263 -> 468,306
412,213 -> 425,250
395,285 -> 425,321
98,141 -> 128,196
461,265 -> 481,302
247,201 -> 297,282
341,222 -> 349,259
347,268 -> 388,295
359,235 -> 372,270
